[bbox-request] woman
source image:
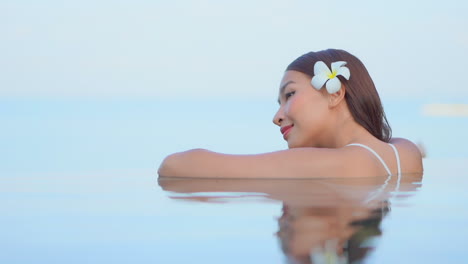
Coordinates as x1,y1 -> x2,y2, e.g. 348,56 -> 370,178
158,49 -> 423,178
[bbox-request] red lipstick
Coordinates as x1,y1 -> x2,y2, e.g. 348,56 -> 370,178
280,125 -> 293,139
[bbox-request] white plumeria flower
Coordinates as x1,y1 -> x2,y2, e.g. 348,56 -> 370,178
311,61 -> 351,94
310,239 -> 348,264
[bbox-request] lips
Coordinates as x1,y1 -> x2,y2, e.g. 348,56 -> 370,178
280,124 -> 294,138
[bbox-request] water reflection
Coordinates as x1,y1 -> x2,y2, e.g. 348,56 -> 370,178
158,174 -> 422,264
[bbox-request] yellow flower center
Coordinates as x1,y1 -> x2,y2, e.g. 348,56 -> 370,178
328,70 -> 337,79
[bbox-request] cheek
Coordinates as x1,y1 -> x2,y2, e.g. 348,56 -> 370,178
284,96 -> 304,119
287,96 -> 328,129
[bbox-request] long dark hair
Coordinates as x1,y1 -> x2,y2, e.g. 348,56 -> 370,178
286,49 -> 392,142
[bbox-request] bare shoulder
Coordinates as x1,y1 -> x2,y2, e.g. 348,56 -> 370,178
389,137 -> 423,156
389,137 -> 424,173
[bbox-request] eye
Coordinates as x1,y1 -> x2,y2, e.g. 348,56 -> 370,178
285,91 -> 295,99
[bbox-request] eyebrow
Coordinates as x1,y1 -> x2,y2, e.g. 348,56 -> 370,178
277,80 -> 295,104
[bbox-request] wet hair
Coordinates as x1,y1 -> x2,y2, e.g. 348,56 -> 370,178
286,49 -> 392,142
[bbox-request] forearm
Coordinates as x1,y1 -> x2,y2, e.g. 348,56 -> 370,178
158,149 -> 196,177
157,147 -> 346,179
158,148 -> 276,178
158,149 -> 228,178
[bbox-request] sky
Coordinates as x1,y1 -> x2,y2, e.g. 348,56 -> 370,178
1,3 -> 467,262
1,0 -> 468,102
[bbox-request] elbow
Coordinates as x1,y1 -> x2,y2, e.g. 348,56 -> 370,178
158,153 -> 178,177
157,149 -> 208,178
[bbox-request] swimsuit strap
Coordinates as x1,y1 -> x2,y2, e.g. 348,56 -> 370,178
388,143 -> 402,191
351,143 -> 403,204
346,143 -> 391,175
388,143 -> 401,175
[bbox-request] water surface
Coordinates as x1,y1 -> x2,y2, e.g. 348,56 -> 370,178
1,98 -> 467,263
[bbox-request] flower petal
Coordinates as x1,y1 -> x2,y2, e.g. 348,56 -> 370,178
325,77 -> 342,94
336,66 -> 351,80
311,75 -> 328,90
331,61 -> 347,71
314,61 -> 332,76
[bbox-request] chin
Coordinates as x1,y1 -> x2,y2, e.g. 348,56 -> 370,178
287,141 -> 300,149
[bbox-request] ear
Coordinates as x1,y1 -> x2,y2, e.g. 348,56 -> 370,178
328,84 -> 346,108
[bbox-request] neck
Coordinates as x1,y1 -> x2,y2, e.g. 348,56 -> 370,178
325,106 -> 376,148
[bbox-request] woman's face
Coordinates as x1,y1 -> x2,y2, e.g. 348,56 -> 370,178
273,70 -> 331,148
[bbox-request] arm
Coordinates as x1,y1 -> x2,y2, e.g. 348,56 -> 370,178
390,137 -> 426,158
157,147 -> 373,179
389,137 -> 424,172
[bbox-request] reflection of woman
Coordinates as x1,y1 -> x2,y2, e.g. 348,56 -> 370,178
159,173 -> 423,264
277,201 -> 390,264
158,49 -> 423,178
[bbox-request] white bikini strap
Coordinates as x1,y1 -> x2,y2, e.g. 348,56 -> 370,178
388,143 -> 401,175
346,143 -> 391,175
388,143 -> 402,192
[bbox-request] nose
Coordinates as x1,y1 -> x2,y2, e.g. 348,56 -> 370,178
273,107 -> 284,126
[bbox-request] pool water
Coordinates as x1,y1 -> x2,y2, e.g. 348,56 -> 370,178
1,98 -> 467,263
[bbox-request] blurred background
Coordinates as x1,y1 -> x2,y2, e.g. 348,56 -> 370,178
1,0 -> 468,173
2,1 -> 468,263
